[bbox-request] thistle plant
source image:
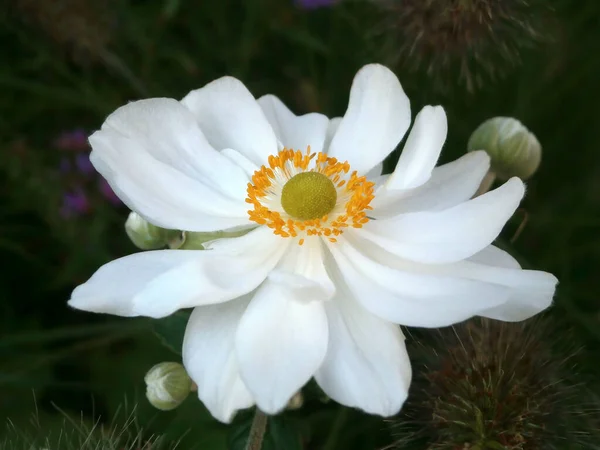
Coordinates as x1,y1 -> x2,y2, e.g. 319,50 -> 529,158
369,0 -> 553,92
391,317 -> 600,450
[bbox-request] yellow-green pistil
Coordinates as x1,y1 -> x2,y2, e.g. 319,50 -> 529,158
281,172 -> 337,221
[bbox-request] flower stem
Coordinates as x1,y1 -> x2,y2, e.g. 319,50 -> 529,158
323,407 -> 349,450
245,408 -> 268,450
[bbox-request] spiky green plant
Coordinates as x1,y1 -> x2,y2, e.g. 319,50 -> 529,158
391,317 -> 600,450
1,404 -> 181,450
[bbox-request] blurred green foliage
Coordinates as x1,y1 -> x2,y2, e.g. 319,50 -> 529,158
1,0 -> 600,448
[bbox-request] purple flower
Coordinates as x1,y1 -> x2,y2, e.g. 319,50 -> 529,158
294,0 -> 338,9
75,153 -> 95,176
60,188 -> 91,218
98,179 -> 121,206
59,157 -> 72,173
54,129 -> 89,152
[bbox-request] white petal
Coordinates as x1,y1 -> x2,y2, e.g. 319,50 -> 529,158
365,162 -> 384,181
221,148 -> 260,178
101,98 -> 249,200
385,106 -> 448,190
463,246 -> 557,321
323,117 -> 342,152
183,301 -> 254,423
271,238 -> 335,301
361,177 -> 525,264
372,151 -> 490,218
258,94 -> 329,153
235,278 -> 329,414
182,76 -> 278,166
69,227 -> 289,318
469,245 -> 521,269
90,132 -> 250,232
340,235 -> 557,324
69,250 -> 200,317
315,290 -> 411,416
327,235 -> 509,327
328,64 -> 411,175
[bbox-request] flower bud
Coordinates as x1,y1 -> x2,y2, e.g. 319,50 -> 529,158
125,212 -> 180,250
468,117 -> 542,180
144,362 -> 193,411
286,391 -> 304,410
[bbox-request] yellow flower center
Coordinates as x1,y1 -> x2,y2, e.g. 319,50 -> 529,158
246,147 -> 375,245
281,172 -> 337,221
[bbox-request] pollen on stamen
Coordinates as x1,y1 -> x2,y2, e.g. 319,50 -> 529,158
246,147 -> 375,245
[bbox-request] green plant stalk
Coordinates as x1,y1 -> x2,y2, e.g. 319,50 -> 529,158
245,409 -> 268,450
323,407 -> 350,450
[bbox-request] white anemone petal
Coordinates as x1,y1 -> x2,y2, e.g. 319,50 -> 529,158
182,76 -> 278,166
328,64 -> 411,175
361,178 -> 525,264
235,277 -> 328,414
69,227 -> 288,318
183,300 -> 254,423
315,282 -> 411,416
258,94 -> 329,154
372,151 -> 490,217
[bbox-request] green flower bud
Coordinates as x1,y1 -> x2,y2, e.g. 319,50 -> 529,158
468,117 -> 542,180
125,212 -> 181,250
144,362 -> 193,411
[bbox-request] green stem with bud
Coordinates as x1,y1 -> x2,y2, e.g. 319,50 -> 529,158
245,409 -> 268,450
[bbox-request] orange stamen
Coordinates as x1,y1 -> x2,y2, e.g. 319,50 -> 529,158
246,148 -> 375,244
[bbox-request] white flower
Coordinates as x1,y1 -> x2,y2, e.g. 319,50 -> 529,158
69,64 -> 558,423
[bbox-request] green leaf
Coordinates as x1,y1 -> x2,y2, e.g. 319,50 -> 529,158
269,417 -> 304,450
227,413 -> 304,450
227,414 -> 254,450
152,310 -> 191,355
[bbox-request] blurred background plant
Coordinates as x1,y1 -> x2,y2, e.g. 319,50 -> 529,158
1,0 -> 599,448
392,316 -> 600,449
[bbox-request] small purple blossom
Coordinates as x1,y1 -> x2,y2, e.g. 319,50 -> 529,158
99,179 -> 122,206
60,188 -> 91,218
294,0 -> 338,9
75,153 -> 95,176
54,128 -> 122,218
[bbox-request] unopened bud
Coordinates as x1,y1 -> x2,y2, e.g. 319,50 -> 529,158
286,391 -> 304,410
125,212 -> 181,250
468,117 -> 542,180
144,362 -> 193,411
